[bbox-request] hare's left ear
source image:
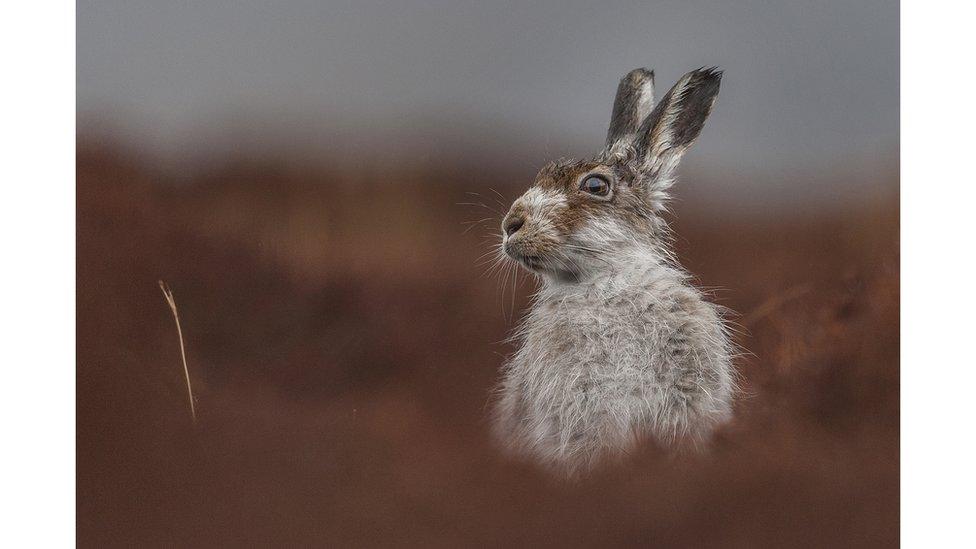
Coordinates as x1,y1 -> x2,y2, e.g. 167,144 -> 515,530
605,68 -> 655,156
632,67 -> 721,187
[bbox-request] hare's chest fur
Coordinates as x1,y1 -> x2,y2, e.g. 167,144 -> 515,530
493,267 -> 734,474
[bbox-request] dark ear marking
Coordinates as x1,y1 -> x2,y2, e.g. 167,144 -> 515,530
605,68 -> 655,152
634,67 -> 722,173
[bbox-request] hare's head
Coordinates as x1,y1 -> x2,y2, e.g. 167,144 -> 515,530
501,67 -> 721,283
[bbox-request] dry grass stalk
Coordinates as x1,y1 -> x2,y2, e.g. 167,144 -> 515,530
158,280 -> 197,423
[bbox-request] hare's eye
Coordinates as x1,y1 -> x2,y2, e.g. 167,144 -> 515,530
581,175 -> 611,197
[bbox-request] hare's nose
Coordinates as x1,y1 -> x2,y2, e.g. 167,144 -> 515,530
504,216 -> 525,237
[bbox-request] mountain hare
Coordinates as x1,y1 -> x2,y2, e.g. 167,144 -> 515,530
492,67 -> 735,476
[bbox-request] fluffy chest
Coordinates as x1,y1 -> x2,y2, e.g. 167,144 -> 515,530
514,288 -> 670,381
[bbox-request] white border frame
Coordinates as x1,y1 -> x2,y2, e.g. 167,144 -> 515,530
0,2 -> 76,545
902,0 -> 976,545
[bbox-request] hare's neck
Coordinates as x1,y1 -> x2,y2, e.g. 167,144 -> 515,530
538,246 -> 679,301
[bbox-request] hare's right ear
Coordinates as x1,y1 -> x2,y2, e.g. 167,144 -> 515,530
605,68 -> 655,156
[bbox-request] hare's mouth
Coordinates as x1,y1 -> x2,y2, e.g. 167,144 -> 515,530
504,239 -> 559,274
505,247 -> 544,270
507,247 -> 582,282
518,254 -> 582,283
516,254 -> 559,276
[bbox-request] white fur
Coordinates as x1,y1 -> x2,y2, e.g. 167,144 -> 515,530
493,238 -> 735,477
635,79 -> 655,128
519,187 -> 567,216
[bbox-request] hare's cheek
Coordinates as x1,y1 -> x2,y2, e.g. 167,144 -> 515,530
573,217 -> 628,248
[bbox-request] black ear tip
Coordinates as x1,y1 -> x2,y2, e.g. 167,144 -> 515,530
624,67 -> 655,84
686,67 -> 721,98
695,66 -> 723,84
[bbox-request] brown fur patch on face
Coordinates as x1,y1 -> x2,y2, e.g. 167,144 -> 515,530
531,158 -> 657,241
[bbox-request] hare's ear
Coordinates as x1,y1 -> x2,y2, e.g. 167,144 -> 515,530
604,68 -> 655,156
633,67 -> 721,187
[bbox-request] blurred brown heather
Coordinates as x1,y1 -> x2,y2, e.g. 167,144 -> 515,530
77,138 -> 898,547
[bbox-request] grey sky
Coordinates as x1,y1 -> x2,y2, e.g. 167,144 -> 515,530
78,0 -> 897,196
